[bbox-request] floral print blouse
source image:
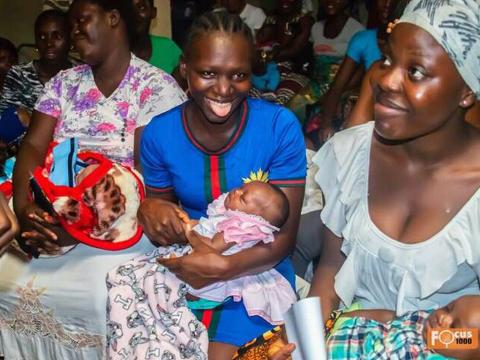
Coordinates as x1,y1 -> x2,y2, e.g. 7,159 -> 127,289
35,54 -> 187,166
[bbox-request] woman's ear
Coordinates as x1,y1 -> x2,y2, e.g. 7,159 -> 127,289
460,89 -> 476,109
108,9 -> 121,28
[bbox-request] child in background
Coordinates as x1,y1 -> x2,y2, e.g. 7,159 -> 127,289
251,25 -> 280,94
107,181 -> 297,359
0,37 -> 18,95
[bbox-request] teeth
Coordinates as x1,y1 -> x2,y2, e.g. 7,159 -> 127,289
207,99 -> 232,117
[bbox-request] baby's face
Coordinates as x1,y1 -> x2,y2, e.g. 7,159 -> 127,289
424,295 -> 480,359
223,182 -> 278,223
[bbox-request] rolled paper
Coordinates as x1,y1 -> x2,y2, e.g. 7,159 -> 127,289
284,297 -> 327,360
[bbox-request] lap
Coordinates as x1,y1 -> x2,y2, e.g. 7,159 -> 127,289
0,235 -> 156,359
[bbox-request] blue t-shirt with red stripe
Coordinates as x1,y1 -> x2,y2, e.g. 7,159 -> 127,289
140,97 -> 306,345
142,98 -> 306,217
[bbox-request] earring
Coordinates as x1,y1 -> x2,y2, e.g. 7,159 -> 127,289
386,19 -> 399,34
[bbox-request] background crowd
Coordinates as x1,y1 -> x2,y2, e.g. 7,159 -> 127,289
0,0 -> 478,359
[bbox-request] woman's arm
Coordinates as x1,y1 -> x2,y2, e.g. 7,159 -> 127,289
12,111 -> 64,254
275,16 -> 314,62
160,186 -> 305,288
13,111 -> 56,214
344,61 -> 381,128
317,56 -> 361,141
308,226 -> 345,321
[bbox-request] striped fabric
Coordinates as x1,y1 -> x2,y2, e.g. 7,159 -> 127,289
0,62 -> 44,114
42,0 -> 73,11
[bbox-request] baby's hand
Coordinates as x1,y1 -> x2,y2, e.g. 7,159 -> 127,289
211,232 -> 235,253
174,208 -> 198,231
175,208 -> 190,224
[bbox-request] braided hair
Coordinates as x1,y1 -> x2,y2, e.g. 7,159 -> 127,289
184,10 -> 254,60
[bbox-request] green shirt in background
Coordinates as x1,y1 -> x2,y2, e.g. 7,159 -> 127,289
148,35 -> 182,74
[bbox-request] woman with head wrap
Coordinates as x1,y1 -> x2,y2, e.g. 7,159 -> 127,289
263,0 -> 480,358
313,0 -> 480,327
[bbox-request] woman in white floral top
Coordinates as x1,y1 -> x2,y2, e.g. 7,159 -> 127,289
0,0 -> 186,358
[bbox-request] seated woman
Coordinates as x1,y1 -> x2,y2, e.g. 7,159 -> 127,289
107,181 -> 296,359
249,0 -> 314,106
137,11 -> 305,359
0,0 -> 186,358
0,37 -> 18,95
289,0 -> 364,124
0,10 -> 72,153
306,0 -> 403,143
269,0 -> 480,358
312,0 -> 480,339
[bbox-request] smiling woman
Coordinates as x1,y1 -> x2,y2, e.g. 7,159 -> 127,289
137,10 -> 306,359
309,0 -> 480,343
0,0 -> 186,358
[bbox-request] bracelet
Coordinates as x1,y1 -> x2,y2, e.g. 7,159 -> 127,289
324,309 -> 343,338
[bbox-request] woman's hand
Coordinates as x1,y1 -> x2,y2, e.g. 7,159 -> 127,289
138,198 -> 189,246
269,343 -> 295,360
157,228 -> 229,289
17,203 -> 61,256
0,193 -> 19,252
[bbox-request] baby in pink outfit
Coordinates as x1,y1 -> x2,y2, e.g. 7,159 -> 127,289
106,181 -> 296,360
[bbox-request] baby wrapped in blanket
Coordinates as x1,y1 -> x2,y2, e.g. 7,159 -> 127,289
106,181 -> 297,360
29,138 -> 144,253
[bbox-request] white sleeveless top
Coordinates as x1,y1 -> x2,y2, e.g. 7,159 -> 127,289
313,122 -> 480,314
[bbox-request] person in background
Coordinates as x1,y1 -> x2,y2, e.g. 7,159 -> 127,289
171,0 -> 214,48
224,0 -> 267,35
249,0 -> 314,106
0,38 -> 18,95
288,0 -> 364,126
0,0 -> 186,358
306,0 -> 402,143
0,10 -> 72,135
131,0 -> 182,76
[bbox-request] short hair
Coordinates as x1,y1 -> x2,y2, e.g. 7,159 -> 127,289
269,184 -> 290,228
184,10 -> 254,59
70,0 -> 137,46
34,9 -> 69,36
0,37 -> 18,64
